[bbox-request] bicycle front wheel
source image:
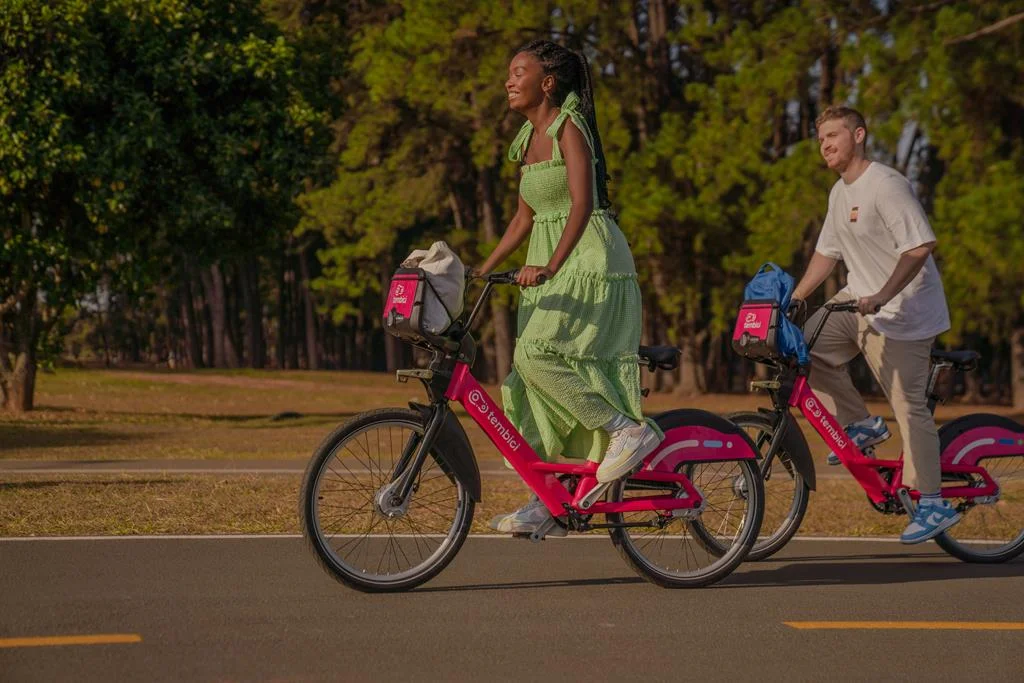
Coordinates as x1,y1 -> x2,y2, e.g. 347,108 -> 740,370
299,408 -> 474,592
727,411 -> 811,561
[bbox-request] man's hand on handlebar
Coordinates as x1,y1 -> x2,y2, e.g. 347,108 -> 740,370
857,294 -> 886,315
787,298 -> 807,326
516,265 -> 552,287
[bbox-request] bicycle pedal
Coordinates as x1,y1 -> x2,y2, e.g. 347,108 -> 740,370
528,516 -> 560,542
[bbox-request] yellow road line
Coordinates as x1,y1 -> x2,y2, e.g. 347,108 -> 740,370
785,621 -> 1024,631
0,634 -> 142,648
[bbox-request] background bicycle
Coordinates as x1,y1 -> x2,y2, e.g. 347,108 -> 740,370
729,300 -> 1024,562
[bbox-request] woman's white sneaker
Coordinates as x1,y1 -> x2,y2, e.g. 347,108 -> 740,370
488,498 -> 568,537
597,423 -> 663,483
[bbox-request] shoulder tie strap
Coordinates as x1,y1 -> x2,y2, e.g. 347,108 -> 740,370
545,91 -> 595,162
508,120 -> 533,162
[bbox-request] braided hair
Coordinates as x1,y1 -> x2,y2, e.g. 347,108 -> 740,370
516,40 -> 611,209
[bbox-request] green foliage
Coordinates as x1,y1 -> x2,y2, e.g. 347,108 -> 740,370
4,0 -> 1022,400
1,0 -> 328,406
297,0 -> 548,319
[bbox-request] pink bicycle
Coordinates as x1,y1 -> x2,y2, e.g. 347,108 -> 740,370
729,299 -> 1024,562
299,270 -> 764,591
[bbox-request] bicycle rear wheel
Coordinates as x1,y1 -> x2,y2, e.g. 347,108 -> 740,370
608,458 -> 763,588
935,453 -> 1024,563
299,408 -> 474,592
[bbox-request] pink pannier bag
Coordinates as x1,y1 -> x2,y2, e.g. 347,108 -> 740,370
731,300 -> 781,361
382,268 -> 430,342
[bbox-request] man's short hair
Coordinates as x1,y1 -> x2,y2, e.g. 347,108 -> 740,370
815,105 -> 868,140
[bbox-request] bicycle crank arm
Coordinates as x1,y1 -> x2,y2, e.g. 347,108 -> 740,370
896,487 -> 916,517
577,481 -> 612,510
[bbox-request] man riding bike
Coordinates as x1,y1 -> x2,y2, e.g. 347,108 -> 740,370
791,105 -> 960,544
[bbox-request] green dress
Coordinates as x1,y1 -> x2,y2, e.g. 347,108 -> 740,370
501,92 -> 648,463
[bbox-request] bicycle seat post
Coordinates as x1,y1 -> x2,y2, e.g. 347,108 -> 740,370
925,361 -> 952,414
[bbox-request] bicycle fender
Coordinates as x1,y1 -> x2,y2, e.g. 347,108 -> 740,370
939,413 -> 1024,468
410,402 -> 482,502
644,409 -> 759,471
774,413 -> 816,490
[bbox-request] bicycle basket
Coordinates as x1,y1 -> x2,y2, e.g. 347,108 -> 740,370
731,300 -> 781,361
382,267 -> 458,342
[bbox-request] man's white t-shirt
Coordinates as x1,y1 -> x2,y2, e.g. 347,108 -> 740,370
816,162 -> 950,341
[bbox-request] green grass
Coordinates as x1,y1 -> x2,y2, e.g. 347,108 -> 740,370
1,368 -> 1021,537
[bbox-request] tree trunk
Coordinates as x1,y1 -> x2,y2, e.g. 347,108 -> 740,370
200,264 -> 234,368
963,371 -> 983,404
478,167 -> 513,381
6,351 -> 36,412
276,257 -> 288,369
354,314 -> 369,370
676,333 -> 702,397
289,257 -> 302,369
298,248 -> 319,370
0,290 -> 38,413
818,32 -> 836,110
1012,326 -> 1024,409
240,255 -> 265,369
179,265 -> 204,368
223,263 -> 243,367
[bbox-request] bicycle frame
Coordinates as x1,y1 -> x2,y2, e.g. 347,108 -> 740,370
757,302 -> 1005,507
788,375 -> 999,504
384,270 -> 760,528
444,361 -> 757,518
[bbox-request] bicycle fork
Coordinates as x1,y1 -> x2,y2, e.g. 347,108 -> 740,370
374,403 -> 449,517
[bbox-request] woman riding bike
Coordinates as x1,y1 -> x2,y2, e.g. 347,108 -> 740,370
476,40 -> 663,534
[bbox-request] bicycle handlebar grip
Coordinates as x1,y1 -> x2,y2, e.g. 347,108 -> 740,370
489,269 -> 547,285
485,270 -> 518,284
830,301 -> 881,313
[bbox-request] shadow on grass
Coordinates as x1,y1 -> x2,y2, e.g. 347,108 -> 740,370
0,478 -> 183,491
0,425 -> 145,450
22,409 -> 362,427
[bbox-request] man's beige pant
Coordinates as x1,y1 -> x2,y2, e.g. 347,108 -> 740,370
804,288 -> 941,493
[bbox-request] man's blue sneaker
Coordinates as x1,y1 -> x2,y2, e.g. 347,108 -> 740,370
826,415 -> 891,466
900,498 -> 961,544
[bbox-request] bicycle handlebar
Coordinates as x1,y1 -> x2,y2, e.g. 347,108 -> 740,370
477,269 -> 548,285
824,300 -> 881,314
803,300 -> 880,354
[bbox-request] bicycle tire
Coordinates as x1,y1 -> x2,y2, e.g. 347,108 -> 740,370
933,414 -> 1024,564
299,408 -> 475,592
608,411 -> 764,588
726,411 -> 812,561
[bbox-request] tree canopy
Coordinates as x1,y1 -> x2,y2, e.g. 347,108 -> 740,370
3,0 -> 1022,410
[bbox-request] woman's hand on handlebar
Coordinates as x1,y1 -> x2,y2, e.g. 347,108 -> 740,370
516,265 -> 553,287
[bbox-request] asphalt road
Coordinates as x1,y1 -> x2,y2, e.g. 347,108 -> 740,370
2,537 -> 1023,682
